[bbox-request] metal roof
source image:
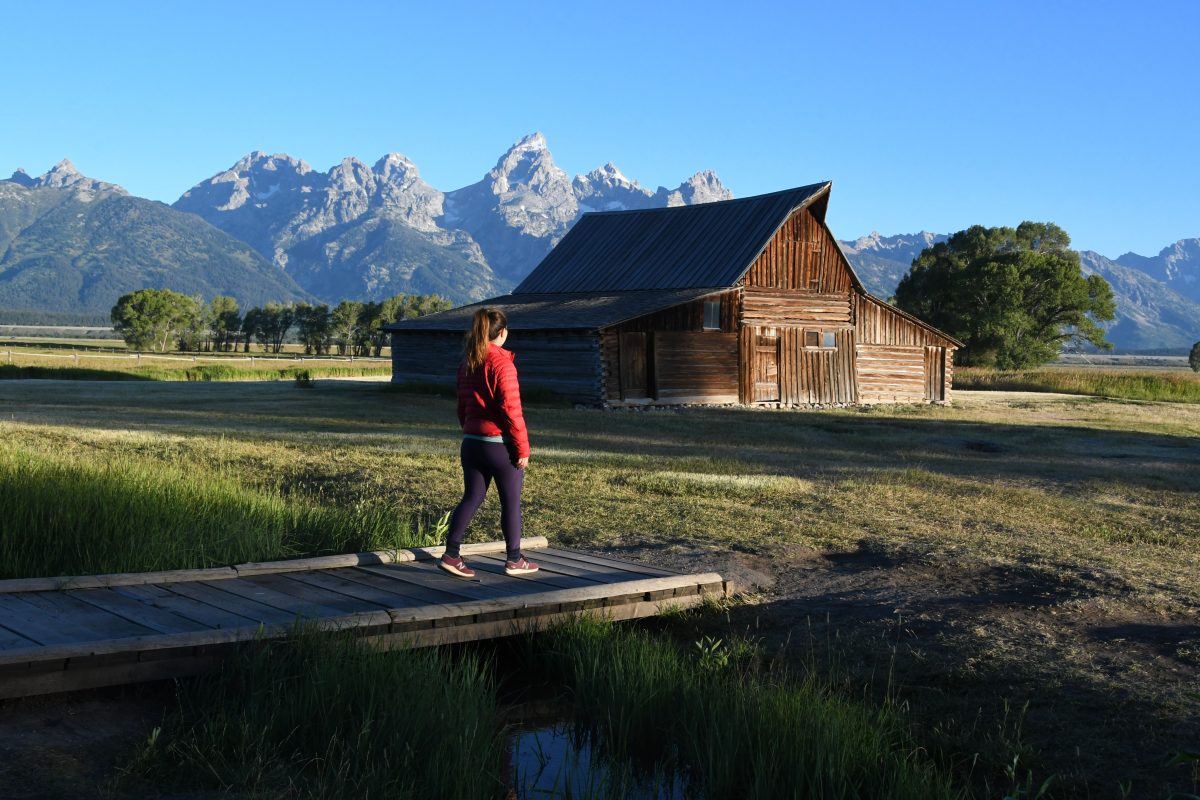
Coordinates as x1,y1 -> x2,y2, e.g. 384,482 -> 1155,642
514,183 -> 831,293
383,288 -> 729,333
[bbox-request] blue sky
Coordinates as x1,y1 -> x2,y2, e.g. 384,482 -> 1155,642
3,0 -> 1196,257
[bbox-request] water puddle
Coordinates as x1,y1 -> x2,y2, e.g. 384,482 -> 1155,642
506,723 -> 689,799
502,703 -> 690,799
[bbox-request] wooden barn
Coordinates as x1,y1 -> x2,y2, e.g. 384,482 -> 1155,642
385,183 -> 961,407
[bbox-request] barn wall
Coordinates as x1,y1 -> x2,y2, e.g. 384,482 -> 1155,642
742,208 -> 854,293
853,295 -> 957,348
601,291 -> 741,405
654,332 -> 739,403
391,330 -> 603,403
608,290 -> 740,334
738,325 -> 857,406
855,345 -> 927,404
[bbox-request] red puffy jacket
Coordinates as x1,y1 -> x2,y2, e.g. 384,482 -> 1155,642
456,344 -> 530,459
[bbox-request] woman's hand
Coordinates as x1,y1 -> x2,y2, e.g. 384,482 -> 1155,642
515,456 -> 529,469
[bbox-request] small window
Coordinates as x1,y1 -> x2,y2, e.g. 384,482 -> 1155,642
822,331 -> 837,349
803,330 -> 820,348
702,300 -> 721,330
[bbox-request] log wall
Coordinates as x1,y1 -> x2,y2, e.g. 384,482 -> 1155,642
855,345 -> 927,404
391,331 -> 603,403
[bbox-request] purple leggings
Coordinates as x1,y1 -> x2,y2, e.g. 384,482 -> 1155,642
446,438 -> 524,561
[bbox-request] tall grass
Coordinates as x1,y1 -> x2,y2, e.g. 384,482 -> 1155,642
130,630 -> 502,799
523,617 -> 962,800
955,366 -> 1200,403
0,446 -> 430,579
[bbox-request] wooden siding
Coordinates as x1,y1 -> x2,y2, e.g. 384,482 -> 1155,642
854,294 -> 958,348
742,208 -> 853,293
391,331 -> 603,403
740,326 -> 857,405
855,345 -> 927,404
609,290 -> 740,334
741,288 -> 852,327
601,330 -> 738,404
654,332 -> 739,403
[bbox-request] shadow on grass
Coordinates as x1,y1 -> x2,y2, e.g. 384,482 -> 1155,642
0,365 -> 152,381
703,552 -> 1200,799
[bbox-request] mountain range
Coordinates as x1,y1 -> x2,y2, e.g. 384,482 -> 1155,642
1,135 -> 1197,350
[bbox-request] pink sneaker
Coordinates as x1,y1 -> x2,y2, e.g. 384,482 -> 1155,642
439,554 -> 475,578
505,557 -> 539,576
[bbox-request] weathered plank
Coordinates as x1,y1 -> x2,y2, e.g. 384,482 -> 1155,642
0,537 -> 550,594
69,588 -> 214,636
112,584 -> 263,630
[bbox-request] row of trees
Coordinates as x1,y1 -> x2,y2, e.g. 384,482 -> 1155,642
110,291 -> 453,355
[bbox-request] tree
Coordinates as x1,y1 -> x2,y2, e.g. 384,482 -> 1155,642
894,222 -> 1116,368
209,296 -> 241,352
1190,341 -> 1200,372
250,303 -> 294,353
110,289 -> 202,353
330,300 -> 363,356
240,307 -> 262,353
294,303 -> 332,355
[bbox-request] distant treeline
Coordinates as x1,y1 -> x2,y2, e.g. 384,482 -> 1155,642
110,290 -> 453,355
0,309 -> 111,326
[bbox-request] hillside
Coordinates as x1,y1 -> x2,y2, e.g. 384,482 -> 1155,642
0,165 -> 307,315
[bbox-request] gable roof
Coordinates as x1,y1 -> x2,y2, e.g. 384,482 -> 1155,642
514,182 -> 831,293
384,288 -> 728,333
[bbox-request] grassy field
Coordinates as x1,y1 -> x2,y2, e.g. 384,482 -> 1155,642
0,379 -> 1197,797
0,345 -> 391,382
956,365 -> 1200,403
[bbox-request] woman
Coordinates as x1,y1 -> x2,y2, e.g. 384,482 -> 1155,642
440,307 -> 540,578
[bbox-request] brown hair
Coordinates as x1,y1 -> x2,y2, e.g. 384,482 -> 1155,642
463,307 -> 507,372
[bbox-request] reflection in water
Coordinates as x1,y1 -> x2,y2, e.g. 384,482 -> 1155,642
505,721 -> 690,800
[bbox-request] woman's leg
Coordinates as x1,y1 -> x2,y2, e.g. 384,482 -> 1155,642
478,442 -> 525,561
445,440 -> 492,558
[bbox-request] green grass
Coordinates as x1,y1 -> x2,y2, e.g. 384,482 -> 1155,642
518,616 -> 961,800
955,366 -> 1200,402
124,619 -> 962,800
1,380 -> 1197,797
125,630 -> 503,799
0,444 -> 435,579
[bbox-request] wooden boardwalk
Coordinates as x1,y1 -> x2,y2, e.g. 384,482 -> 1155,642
0,538 -> 729,699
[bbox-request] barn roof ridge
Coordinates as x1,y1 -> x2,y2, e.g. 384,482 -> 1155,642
514,182 -> 832,294
577,181 -> 831,218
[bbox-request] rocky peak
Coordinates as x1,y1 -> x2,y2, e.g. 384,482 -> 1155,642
6,168 -> 35,187
655,170 -> 732,207
486,131 -> 572,199
9,159 -> 127,197
573,162 -> 655,212
1117,238 -> 1200,300
842,230 -> 943,259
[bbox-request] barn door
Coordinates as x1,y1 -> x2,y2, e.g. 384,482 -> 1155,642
925,346 -> 946,402
620,332 -> 649,400
753,330 -> 780,403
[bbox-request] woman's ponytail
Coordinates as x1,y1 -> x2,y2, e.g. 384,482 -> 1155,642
464,307 -> 507,372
